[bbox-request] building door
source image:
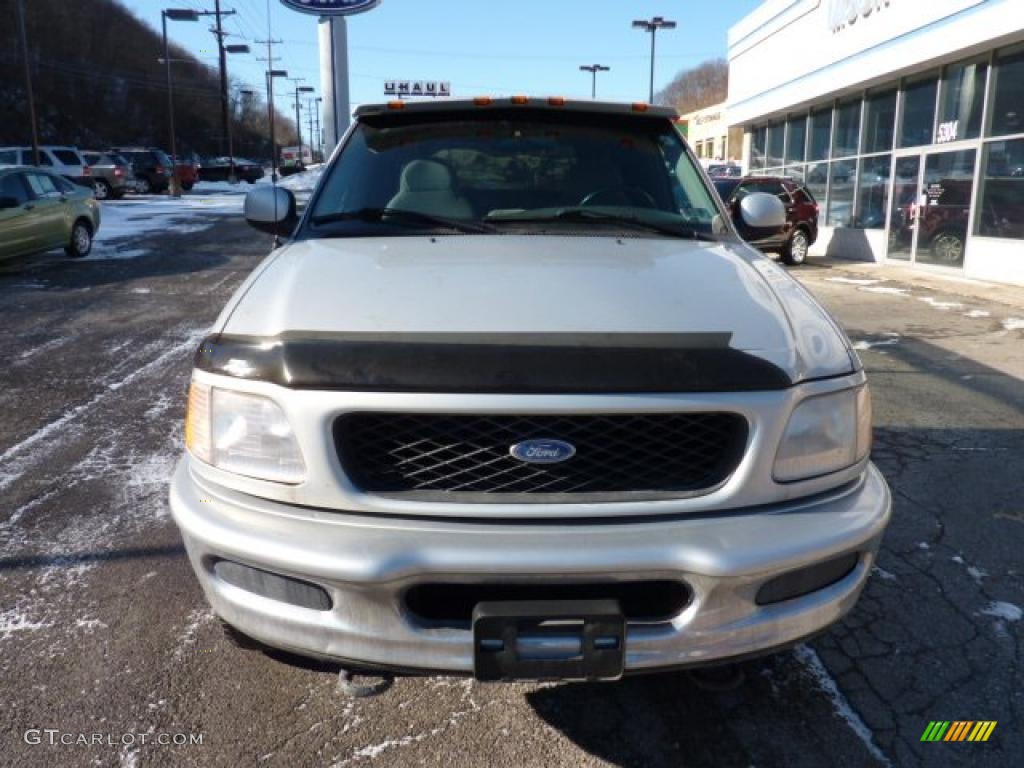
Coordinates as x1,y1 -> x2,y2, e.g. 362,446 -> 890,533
886,149 -> 976,268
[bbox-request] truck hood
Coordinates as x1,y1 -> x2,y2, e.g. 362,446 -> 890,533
213,235 -> 854,388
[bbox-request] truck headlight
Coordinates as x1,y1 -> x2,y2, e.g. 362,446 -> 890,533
773,386 -> 872,482
185,382 -> 306,484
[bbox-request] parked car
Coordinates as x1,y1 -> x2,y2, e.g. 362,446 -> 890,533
81,151 -> 135,200
170,97 -> 889,683
714,175 -> 819,265
0,146 -> 93,189
108,147 -> 172,194
199,156 -> 265,184
280,145 -> 313,176
707,163 -> 742,178
889,179 -> 971,265
174,155 -> 200,191
0,166 -> 100,260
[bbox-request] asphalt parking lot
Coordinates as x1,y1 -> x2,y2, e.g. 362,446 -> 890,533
1,194 -> 1021,768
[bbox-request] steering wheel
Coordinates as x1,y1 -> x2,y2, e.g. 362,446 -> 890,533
579,186 -> 658,209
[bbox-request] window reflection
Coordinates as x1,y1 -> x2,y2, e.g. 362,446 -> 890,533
856,155 -> 891,229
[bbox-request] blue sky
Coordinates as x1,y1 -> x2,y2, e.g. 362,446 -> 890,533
120,0 -> 763,108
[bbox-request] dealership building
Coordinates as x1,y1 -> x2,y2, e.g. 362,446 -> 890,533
727,0 -> 1024,284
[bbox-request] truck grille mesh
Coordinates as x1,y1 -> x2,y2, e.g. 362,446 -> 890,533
334,412 -> 748,498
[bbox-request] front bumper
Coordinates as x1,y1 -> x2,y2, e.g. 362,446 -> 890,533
169,459 -> 890,674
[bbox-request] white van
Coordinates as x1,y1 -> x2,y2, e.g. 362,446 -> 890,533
0,146 -> 93,188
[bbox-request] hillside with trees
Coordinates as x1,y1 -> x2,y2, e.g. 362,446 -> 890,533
0,0 -> 296,159
655,58 -> 729,114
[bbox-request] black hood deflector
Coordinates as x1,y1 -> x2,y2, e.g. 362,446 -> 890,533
194,332 -> 793,393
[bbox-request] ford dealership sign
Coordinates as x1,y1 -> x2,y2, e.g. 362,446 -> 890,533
280,0 -> 381,16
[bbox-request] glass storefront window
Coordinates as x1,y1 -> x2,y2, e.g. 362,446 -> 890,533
938,60 -> 987,143
809,107 -> 832,161
767,122 -> 785,167
856,154 -> 891,229
989,47 -> 1024,137
785,116 -> 807,164
833,100 -> 862,158
785,165 -> 805,184
751,125 -> 767,170
863,89 -> 897,153
827,159 -> 858,226
806,162 -> 828,209
977,138 -> 1024,239
899,76 -> 938,147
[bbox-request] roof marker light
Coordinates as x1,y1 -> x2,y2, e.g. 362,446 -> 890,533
511,95 -> 529,105
387,100 -> 405,110
547,97 -> 566,107
632,102 -> 650,113
474,96 -> 493,106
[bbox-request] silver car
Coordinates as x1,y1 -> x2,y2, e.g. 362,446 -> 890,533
170,98 -> 890,681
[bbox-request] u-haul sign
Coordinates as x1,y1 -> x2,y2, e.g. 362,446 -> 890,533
384,81 -> 452,98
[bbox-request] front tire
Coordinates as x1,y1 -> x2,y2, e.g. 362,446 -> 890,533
93,179 -> 112,200
782,228 -> 810,266
930,231 -> 965,265
181,182 -> 194,192
65,220 -> 93,258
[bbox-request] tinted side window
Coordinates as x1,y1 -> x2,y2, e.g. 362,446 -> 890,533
83,153 -> 100,166
53,150 -> 82,166
1,173 -> 30,204
25,173 -> 59,196
37,152 -> 54,166
54,176 -> 76,193
0,150 -> 18,165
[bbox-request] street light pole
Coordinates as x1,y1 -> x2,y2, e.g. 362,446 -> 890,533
290,81 -> 315,167
579,64 -> 610,100
632,16 -> 676,104
15,0 -> 40,167
162,9 -> 200,197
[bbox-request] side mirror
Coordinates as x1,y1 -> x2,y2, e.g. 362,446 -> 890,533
0,196 -> 21,210
244,185 -> 298,237
738,192 -> 786,229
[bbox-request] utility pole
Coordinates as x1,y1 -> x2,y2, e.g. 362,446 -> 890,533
314,97 -> 323,162
15,0 -> 40,166
257,37 -> 285,182
210,1 -> 239,181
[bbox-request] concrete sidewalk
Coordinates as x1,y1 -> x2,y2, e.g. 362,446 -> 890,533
799,257 -> 1024,312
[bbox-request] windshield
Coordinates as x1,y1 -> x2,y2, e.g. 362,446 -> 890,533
309,110 -> 724,238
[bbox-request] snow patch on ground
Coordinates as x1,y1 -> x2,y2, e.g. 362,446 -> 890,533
793,645 -> 891,766
980,601 -> 1022,622
873,566 -> 898,581
1002,317 -> 1024,331
173,608 -> 215,661
853,337 -> 899,351
859,286 -> 909,296
964,309 -> 991,318
918,296 -> 965,311
0,607 -> 52,636
826,277 -> 881,286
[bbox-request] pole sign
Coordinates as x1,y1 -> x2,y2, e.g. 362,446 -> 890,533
385,81 -> 451,98
280,0 -> 381,16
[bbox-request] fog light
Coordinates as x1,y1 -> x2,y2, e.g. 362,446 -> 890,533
755,553 -> 860,606
214,561 -> 332,611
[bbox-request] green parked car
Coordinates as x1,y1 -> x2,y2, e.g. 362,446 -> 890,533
0,165 -> 101,261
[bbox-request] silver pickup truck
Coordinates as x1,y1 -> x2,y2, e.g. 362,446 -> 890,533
170,98 -> 890,682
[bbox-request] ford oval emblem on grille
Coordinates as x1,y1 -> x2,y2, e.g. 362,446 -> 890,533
510,439 -> 576,464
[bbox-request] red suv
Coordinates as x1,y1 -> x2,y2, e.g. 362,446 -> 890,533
714,176 -> 819,265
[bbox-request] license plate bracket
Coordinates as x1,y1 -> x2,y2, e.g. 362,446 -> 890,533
472,599 -> 625,681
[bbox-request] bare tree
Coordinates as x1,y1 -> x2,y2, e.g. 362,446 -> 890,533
656,58 -> 729,114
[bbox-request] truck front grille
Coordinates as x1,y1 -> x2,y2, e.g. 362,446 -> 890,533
334,412 -> 748,500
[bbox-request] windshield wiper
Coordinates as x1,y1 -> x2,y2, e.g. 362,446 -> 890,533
311,207 -> 497,234
488,207 -> 719,241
